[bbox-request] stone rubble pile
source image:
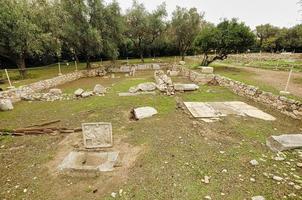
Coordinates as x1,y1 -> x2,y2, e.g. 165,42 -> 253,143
129,82 -> 157,93
154,70 -> 175,95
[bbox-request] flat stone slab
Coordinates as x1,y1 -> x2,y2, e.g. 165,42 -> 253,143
82,123 -> 113,149
58,151 -> 119,172
184,102 -> 221,118
184,101 -> 276,121
118,92 -> 156,97
133,107 -> 158,120
266,134 -> 302,152
174,84 -> 199,91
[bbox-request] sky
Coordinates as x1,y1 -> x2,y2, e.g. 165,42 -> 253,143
107,0 -> 301,29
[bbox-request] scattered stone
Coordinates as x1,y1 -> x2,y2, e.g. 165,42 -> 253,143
118,92 -> 156,97
81,91 -> 93,98
273,176 -> 283,181
174,83 -> 199,91
0,99 -> 13,111
93,84 -> 106,94
274,156 -> 285,161
154,70 -> 174,95
250,178 -> 256,182
202,176 -> 210,184
266,134 -> 302,152
74,88 -> 84,96
204,195 -> 212,200
49,88 -> 62,95
137,82 -> 157,92
294,185 -> 301,190
297,163 -> 302,168
111,192 -> 117,198
251,196 -> 265,200
133,107 -> 158,120
250,159 -> 259,166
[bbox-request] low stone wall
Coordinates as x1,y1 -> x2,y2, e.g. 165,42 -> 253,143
214,75 -> 302,119
0,63 -> 168,103
176,66 -> 214,85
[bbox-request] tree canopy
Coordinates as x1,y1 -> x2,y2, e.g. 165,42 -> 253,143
0,0 -> 302,77
194,19 -> 256,66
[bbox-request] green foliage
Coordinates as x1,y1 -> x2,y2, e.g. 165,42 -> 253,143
0,0 -> 61,77
194,19 -> 256,66
171,7 -> 203,60
125,1 -> 167,62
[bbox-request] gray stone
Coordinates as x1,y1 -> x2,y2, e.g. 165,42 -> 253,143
118,92 -> 156,97
74,88 -> 84,96
129,86 -> 139,93
81,91 -> 93,98
250,159 -> 259,166
137,82 -> 157,92
49,88 -> 62,95
58,151 -> 119,172
179,61 -> 186,65
0,99 -> 13,111
168,70 -> 179,77
184,101 -> 275,121
152,64 -> 161,70
266,134 -> 302,152
251,196 -> 265,200
82,122 -> 113,148
280,91 -> 291,96
93,84 -> 106,94
133,107 -> 158,120
199,67 -> 214,74
174,84 -> 199,91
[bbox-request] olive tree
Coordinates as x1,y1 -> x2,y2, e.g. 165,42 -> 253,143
194,19 -> 256,66
171,7 -> 203,61
0,0 -> 62,78
125,1 -> 167,62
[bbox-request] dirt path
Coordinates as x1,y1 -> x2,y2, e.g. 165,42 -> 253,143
215,63 -> 302,98
242,67 -> 302,97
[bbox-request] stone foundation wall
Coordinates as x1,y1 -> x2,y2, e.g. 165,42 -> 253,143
0,63 -> 168,103
176,66 -> 215,85
214,75 -> 302,119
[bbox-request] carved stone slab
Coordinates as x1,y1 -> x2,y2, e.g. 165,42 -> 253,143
82,122 -> 113,148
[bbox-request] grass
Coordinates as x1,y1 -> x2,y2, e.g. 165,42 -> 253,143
1,71 -> 302,200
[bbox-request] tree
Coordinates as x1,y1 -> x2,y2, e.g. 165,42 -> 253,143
256,24 -> 279,51
0,0 -> 61,78
61,0 -> 103,69
171,7 -> 203,61
125,1 -> 167,62
194,19 -> 256,66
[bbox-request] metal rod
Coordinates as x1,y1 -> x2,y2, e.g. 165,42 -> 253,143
5,69 -> 13,87
58,62 -> 62,76
75,60 -> 78,71
284,65 -> 294,92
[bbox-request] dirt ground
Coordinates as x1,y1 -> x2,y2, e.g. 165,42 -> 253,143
241,67 -> 302,97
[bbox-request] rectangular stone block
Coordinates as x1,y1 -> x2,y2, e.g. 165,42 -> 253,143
82,122 -> 113,148
199,67 -> 214,74
266,134 -> 302,152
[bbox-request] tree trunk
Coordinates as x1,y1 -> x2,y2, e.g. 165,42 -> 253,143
181,51 -> 185,61
86,56 -> 91,69
140,51 -> 144,63
16,54 -> 27,79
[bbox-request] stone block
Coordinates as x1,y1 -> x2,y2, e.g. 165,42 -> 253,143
0,99 -> 13,111
266,134 -> 302,152
199,67 -> 214,74
58,151 -> 119,173
133,107 -> 158,120
82,122 -> 113,148
174,84 -> 199,91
